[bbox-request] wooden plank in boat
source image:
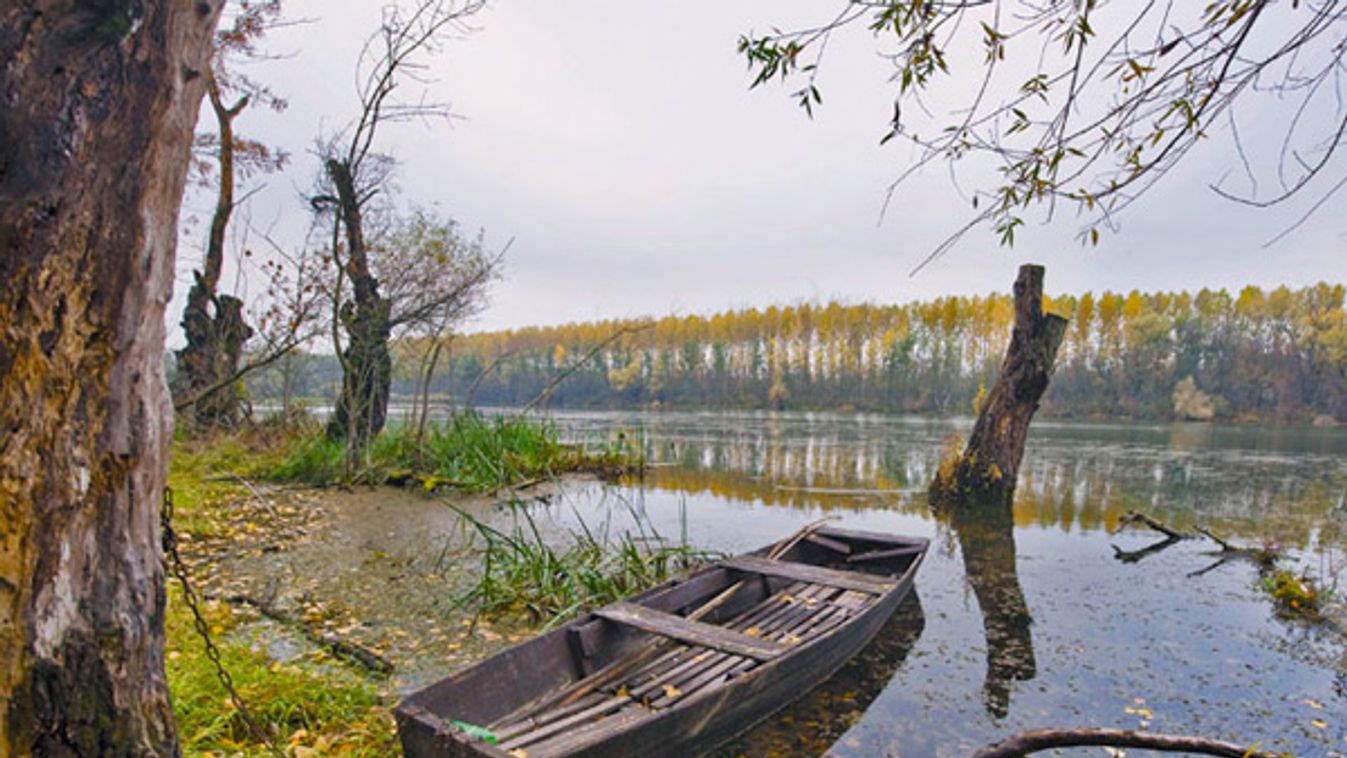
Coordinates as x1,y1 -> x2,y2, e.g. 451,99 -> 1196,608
593,603 -> 788,662
806,533 -> 851,554
846,544 -> 926,564
722,556 -> 896,595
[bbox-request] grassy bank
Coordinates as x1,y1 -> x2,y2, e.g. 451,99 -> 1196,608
166,428 -> 396,757
165,587 -> 396,757
270,411 -> 631,490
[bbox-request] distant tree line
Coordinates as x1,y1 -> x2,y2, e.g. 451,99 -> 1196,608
243,283 -> 1347,424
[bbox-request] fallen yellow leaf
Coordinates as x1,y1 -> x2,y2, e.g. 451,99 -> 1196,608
662,684 -> 682,699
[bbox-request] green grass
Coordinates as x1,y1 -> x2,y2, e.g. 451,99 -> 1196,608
165,427 -> 397,756
167,433 -> 286,539
453,503 -> 718,628
166,589 -> 396,756
270,411 -> 630,492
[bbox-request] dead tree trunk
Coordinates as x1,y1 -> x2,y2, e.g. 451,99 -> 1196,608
0,3 -> 219,754
324,158 -> 391,445
933,264 -> 1068,505
174,71 -> 254,428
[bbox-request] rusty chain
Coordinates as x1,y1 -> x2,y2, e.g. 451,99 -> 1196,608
161,487 -> 288,758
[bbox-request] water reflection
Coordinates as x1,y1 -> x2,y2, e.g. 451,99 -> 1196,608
533,410 -> 1347,757
547,410 -> 1347,543
938,497 -> 1036,718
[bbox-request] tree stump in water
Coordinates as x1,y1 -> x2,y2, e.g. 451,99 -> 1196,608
932,264 -> 1068,505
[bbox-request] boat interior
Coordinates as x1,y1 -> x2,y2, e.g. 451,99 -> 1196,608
399,528 -> 927,757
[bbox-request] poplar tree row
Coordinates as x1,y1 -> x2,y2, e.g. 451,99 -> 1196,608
390,283 -> 1347,423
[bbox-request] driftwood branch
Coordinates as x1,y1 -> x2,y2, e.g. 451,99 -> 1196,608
1118,510 -> 1191,540
1111,510 -> 1194,563
1111,512 -> 1279,573
1111,536 -> 1181,564
1196,526 -> 1234,552
971,727 -> 1280,758
211,592 -> 394,675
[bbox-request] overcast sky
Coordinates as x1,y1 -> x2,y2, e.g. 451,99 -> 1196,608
173,1 -> 1346,342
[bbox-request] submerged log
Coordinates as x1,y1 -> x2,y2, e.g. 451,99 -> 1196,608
972,727 -> 1280,758
932,264 -> 1068,505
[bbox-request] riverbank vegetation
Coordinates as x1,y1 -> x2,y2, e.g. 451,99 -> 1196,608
454,503 -> 717,628
244,283 -> 1347,425
268,410 -> 630,489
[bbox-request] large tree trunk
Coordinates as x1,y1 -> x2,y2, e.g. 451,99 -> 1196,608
0,3 -> 219,755
933,264 -> 1068,505
324,158 -> 392,445
174,71 -> 254,427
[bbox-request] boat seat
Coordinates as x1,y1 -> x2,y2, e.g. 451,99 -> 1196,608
593,603 -> 788,661
721,555 -> 896,595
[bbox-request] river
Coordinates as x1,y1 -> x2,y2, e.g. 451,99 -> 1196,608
509,409 -> 1347,757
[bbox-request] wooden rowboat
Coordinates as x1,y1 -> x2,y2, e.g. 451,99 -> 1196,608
396,525 -> 928,758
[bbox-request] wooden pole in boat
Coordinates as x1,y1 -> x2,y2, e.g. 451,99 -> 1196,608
535,519 -> 836,713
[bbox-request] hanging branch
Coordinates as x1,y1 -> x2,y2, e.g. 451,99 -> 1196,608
740,1 -> 1347,263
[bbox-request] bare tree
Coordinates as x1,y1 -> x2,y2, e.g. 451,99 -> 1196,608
0,3 -> 221,753
176,0 -> 290,427
374,209 -> 504,450
309,0 -> 487,455
740,1 -> 1347,267
172,219 -> 329,416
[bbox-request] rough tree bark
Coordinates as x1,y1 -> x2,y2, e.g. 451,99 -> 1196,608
325,157 -> 392,445
932,264 -> 1068,505
0,2 -> 219,754
175,70 -> 255,428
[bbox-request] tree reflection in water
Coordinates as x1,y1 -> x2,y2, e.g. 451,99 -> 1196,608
714,591 -> 926,757
938,495 -> 1036,718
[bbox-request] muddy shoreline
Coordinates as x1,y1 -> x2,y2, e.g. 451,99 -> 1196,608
185,475 -> 593,695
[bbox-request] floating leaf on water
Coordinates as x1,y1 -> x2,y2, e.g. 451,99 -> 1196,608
1312,719 -> 1328,729
1304,698 -> 1325,709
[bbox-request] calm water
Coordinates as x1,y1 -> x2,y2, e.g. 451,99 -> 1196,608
522,409 -> 1347,757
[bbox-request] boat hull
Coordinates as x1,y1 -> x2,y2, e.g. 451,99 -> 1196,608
397,526 -> 926,758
